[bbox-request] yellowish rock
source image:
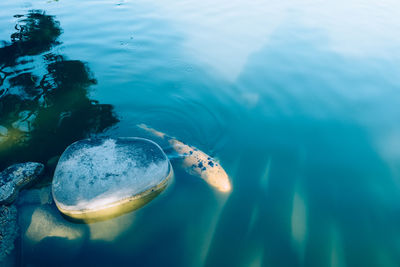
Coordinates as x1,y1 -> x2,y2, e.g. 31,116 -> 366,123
52,137 -> 173,222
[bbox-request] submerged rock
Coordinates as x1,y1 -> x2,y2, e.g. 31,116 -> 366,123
23,205 -> 85,244
0,205 -> 18,263
88,210 -> 136,241
17,185 -> 53,206
19,204 -> 87,263
0,162 -> 45,205
52,137 -> 173,221
0,162 -> 43,264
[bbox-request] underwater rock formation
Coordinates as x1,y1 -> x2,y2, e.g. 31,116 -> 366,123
0,162 -> 44,204
23,205 -> 85,244
0,162 -> 44,263
52,137 -> 173,221
17,185 -> 53,206
0,205 -> 18,263
19,204 -> 87,263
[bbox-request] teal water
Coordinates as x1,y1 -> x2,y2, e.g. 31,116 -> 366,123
1,0 -> 400,266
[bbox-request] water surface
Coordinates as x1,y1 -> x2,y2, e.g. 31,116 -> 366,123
1,0 -> 400,266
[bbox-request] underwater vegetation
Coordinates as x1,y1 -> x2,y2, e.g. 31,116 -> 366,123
0,10 -> 119,171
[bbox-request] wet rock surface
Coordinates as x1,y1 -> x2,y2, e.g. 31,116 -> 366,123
52,137 -> 172,220
0,162 -> 44,263
0,162 -> 45,204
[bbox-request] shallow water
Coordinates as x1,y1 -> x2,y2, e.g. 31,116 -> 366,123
1,0 -> 400,266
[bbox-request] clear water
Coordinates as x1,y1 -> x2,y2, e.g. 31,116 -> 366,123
1,0 -> 400,266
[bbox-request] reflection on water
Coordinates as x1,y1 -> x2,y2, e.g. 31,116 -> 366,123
0,10 -> 118,171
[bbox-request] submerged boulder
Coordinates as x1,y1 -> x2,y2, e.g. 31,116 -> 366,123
0,205 -> 18,263
19,204 -> 87,264
0,162 -> 45,204
17,185 -> 53,206
0,162 -> 43,264
52,137 -> 173,221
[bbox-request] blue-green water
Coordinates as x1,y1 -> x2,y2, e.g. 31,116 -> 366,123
1,0 -> 400,266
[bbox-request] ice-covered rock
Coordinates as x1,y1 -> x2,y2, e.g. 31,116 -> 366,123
0,205 -> 18,263
52,137 -> 173,221
0,162 -> 45,204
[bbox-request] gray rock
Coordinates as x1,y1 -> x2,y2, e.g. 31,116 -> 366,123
0,205 -> 18,263
0,162 -> 45,205
52,137 -> 172,221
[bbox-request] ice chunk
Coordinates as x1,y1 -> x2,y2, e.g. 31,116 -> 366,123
52,137 -> 172,221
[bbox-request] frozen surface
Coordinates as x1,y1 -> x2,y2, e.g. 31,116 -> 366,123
52,138 -> 171,212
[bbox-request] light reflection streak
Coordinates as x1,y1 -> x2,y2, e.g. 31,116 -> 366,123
247,244 -> 264,267
260,157 -> 272,192
197,159 -> 237,265
329,224 -> 346,267
197,190 -> 232,265
291,189 -> 307,262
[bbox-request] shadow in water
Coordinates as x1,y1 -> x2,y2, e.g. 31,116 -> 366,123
0,10 -> 119,172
